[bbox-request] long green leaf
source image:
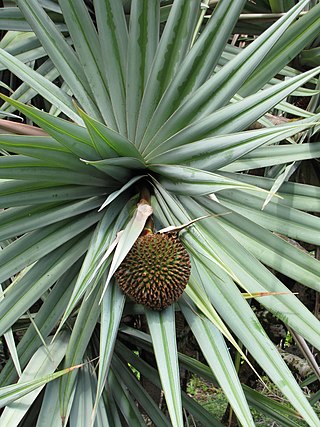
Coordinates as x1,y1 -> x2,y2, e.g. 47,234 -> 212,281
152,181 -> 238,283
35,380 -> 63,427
59,0 -> 117,129
59,285 -> 101,418
135,0 -> 201,148
261,162 -> 303,209
219,172 -> 320,212
147,65 -> 320,158
0,134 -> 94,173
78,108 -> 143,160
0,331 -> 70,413
186,265 -> 240,349
0,96 -> 98,160
107,369 -> 146,426
192,259 -> 320,427
149,119 -> 318,168
0,263 -> 79,387
0,277 -> 21,380
103,387 -> 122,427
140,0 -> 247,150
82,157 -> 145,183
0,156 -> 107,186
2,329 -> 21,379
152,186 -> 320,351
93,0 -> 128,134
126,0 -> 159,141
146,306 -> 184,427
150,164 -> 261,195
0,48 -> 79,123
0,197 -> 103,241
217,188 -> 320,246
15,0 -> 102,120
180,299 -> 255,427
93,281 -> 125,420
240,1 -> 320,95
0,235 -> 89,337
120,330 -> 309,426
185,259 -> 262,373
244,387 -> 304,427
0,7 -> 45,32
222,141 -> 320,172
180,353 -> 306,426
0,181 -> 107,208
198,194 -> 320,290
111,353 -> 171,427
69,365 -> 102,427
57,197 -> 131,334
0,31 -> 46,72
100,175 -> 146,209
179,197 -> 320,348
101,199 -> 153,300
89,368 -> 110,427
115,338 -> 224,427
143,0 -> 313,151
0,212 -> 99,285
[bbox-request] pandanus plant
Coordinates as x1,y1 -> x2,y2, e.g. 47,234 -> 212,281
0,0 -> 320,426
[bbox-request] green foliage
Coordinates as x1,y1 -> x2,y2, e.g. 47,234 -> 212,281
0,1 -> 320,426
188,375 -> 320,427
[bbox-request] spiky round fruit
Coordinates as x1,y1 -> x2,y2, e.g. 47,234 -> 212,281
115,233 -> 191,310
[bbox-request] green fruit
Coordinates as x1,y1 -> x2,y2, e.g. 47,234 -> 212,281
115,232 -> 191,310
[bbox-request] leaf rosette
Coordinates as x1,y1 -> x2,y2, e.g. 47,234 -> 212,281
0,1 -> 320,426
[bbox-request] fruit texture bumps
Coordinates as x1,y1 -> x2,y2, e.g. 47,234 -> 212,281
115,232 -> 191,310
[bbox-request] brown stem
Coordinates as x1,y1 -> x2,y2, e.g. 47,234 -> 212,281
139,185 -> 154,234
139,185 -> 151,205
